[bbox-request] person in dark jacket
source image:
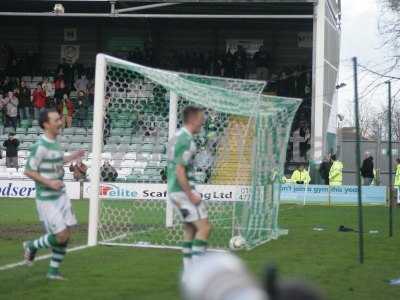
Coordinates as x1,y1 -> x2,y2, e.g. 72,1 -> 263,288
18,80 -> 32,120
100,160 -> 118,182
360,152 -> 374,185
319,154 -> 332,185
3,132 -> 19,169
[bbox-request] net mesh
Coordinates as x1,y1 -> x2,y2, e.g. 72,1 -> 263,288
94,55 -> 301,249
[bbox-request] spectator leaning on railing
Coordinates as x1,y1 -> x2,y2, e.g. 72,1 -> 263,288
3,132 -> 19,169
69,159 -> 87,182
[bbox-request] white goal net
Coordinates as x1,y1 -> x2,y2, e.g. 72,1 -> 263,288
87,54 -> 301,250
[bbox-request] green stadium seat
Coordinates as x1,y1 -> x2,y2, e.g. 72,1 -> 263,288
16,127 -> 26,135
108,136 -> 121,144
141,144 -> 154,153
27,127 -> 39,135
62,128 -> 74,135
75,128 -> 87,136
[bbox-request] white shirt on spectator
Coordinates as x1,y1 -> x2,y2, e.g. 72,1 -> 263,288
42,81 -> 55,97
74,76 -> 89,93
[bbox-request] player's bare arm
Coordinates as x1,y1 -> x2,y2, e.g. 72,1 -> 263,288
64,149 -> 86,164
24,170 -> 64,191
176,164 -> 201,205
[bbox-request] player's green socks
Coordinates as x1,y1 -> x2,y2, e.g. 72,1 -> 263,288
192,239 -> 207,261
48,245 -> 67,275
29,234 -> 62,251
182,241 -> 192,270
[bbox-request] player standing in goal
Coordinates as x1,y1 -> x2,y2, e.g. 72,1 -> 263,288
23,109 -> 85,280
167,106 -> 212,279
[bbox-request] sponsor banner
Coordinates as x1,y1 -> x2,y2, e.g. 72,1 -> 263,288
280,184 -> 387,205
0,180 -> 80,199
84,182 -> 240,202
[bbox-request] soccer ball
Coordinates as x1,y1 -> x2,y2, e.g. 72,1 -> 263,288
229,235 -> 246,251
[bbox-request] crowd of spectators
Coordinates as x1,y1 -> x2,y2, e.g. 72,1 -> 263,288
0,57 -> 94,130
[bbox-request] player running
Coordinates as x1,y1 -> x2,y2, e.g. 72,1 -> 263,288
23,108 -> 85,280
167,106 -> 212,280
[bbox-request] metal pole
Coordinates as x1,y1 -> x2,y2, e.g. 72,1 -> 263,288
116,3 -> 181,14
0,12 -> 314,19
353,57 -> 364,264
386,80 -> 394,237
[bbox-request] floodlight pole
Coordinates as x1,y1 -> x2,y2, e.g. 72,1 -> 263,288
386,80 -> 394,237
353,57 -> 364,264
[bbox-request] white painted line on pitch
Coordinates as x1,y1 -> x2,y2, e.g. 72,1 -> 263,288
0,245 -> 90,272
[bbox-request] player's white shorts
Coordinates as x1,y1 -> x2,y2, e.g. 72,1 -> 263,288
35,193 -> 77,234
168,191 -> 208,223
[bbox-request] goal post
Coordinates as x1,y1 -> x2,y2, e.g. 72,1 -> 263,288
87,53 -> 301,250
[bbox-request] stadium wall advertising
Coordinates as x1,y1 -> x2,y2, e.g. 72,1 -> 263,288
0,181 -> 395,205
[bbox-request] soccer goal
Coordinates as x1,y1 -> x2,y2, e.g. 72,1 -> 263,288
87,54 -> 301,250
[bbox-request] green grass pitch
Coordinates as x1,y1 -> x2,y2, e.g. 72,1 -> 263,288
0,198 -> 399,300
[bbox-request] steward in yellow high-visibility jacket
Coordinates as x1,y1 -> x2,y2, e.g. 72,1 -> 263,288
395,159 -> 400,187
329,155 -> 343,186
291,164 -> 311,184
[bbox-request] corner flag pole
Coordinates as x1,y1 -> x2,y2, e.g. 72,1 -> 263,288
353,57 -> 364,264
386,80 -> 394,237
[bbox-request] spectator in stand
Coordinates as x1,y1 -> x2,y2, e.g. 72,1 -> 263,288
18,80 -> 32,120
74,74 -> 89,94
87,79 -> 95,105
224,49 -> 235,78
3,132 -> 19,169
360,152 -> 374,186
32,84 -> 46,119
234,45 -> 248,79
42,77 -> 55,99
100,160 -> 118,182
60,93 -> 74,128
253,45 -> 270,81
54,75 -> 66,108
69,159 -> 88,181
76,90 -> 87,127
319,154 -> 332,185
0,93 -> 4,124
2,91 -> 18,129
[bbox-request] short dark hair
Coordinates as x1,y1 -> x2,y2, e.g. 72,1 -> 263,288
39,108 -> 59,129
331,154 -> 337,161
183,106 -> 202,124
397,158 -> 400,164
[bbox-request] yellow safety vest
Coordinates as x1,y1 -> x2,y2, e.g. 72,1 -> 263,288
395,165 -> 400,187
329,161 -> 343,186
291,170 -> 311,184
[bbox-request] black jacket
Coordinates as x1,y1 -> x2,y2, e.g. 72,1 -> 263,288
360,157 -> 374,178
3,138 -> 19,157
319,161 -> 332,183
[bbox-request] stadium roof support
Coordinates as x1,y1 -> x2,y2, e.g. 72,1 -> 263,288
0,12 -> 313,18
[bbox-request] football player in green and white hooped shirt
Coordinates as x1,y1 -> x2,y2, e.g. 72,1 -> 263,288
167,106 -> 212,281
23,108 -> 85,280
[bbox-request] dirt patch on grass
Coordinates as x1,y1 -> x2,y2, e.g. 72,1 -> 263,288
0,224 -> 88,241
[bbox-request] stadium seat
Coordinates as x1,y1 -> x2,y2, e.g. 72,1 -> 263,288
141,144 -> 154,153
75,128 -> 87,136
102,152 -> 112,160
111,128 -> 124,136
16,127 -> 26,135
20,142 -> 33,150
32,120 -> 39,127
153,145 -> 165,154
27,127 -> 39,135
104,143 -> 118,152
69,143 -> 82,151
108,136 -> 121,145
63,128 -> 74,135
70,135 -> 85,144
4,127 -> 15,134
124,152 -> 136,160
15,134 -> 25,143
118,144 -> 129,153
